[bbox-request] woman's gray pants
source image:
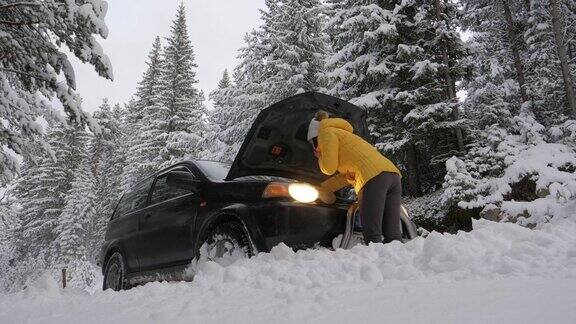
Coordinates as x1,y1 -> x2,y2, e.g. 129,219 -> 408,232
358,172 -> 402,244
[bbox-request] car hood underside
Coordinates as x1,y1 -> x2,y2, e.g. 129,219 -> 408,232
226,92 -> 371,185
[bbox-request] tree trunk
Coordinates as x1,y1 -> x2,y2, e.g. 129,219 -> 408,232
405,144 -> 422,197
549,0 -> 576,117
523,0 -> 530,11
434,0 -> 465,152
501,0 -> 529,104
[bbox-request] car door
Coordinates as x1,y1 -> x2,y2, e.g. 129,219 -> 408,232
137,166 -> 200,270
106,177 -> 153,273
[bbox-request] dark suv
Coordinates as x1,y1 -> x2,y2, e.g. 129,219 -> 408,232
99,92 -> 418,291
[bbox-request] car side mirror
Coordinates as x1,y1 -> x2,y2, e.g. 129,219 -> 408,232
166,171 -> 200,193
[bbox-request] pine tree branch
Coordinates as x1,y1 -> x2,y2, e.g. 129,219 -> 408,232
0,67 -> 48,81
0,19 -> 40,25
0,2 -> 41,11
0,189 -> 8,203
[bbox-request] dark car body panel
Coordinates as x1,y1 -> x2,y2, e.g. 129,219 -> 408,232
100,160 -> 349,277
103,208 -> 142,271
193,200 -> 347,254
137,193 -> 198,271
226,92 -> 371,184
243,202 -> 347,250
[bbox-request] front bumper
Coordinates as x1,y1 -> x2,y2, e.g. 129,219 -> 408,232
244,201 -> 348,252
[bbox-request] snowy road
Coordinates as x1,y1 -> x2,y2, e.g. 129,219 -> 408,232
2,218 -> 576,324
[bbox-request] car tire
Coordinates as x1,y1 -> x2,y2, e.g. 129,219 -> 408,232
200,222 -> 254,266
102,252 -> 129,291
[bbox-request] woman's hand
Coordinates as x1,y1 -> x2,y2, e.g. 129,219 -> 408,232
313,148 -> 321,158
345,171 -> 355,181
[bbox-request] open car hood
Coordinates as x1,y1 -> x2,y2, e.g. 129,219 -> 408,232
226,92 -> 370,184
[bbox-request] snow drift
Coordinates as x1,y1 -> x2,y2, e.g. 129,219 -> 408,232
1,216 -> 576,324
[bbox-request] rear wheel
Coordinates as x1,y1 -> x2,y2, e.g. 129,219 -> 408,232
200,222 -> 254,266
102,252 -> 129,291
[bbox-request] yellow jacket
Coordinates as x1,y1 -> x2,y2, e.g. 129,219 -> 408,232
318,118 -> 401,194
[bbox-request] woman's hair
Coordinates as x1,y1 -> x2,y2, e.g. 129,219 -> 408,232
315,110 -> 329,121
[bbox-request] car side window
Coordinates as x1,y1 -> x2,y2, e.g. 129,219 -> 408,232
113,178 -> 153,219
113,193 -> 132,218
131,178 -> 154,211
150,167 -> 195,205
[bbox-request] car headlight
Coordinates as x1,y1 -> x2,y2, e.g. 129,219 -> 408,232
262,182 -> 319,203
288,183 -> 319,203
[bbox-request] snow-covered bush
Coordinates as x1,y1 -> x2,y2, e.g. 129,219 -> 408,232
0,251 -> 49,293
442,114 -> 576,227
403,191 -> 447,222
64,257 -> 100,290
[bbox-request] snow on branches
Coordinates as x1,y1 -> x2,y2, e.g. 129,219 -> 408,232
0,0 -> 112,185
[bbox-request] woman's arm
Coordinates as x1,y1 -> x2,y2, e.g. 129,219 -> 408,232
318,130 -> 339,175
320,173 -> 349,193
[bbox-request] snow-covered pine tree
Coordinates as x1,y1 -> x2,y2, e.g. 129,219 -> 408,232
219,32 -> 272,149
13,125 -> 89,266
260,0 -> 329,101
0,80 -> 54,185
0,188 -> 19,292
209,69 -> 234,122
439,0 -> 576,226
524,0 -> 576,123
0,0 -> 112,185
441,156 -> 481,208
159,3 -> 206,166
89,101 -> 125,258
460,0 -> 524,126
55,131 -> 111,288
54,143 -> 95,273
207,69 -> 239,162
325,0 -> 468,195
441,0 -> 528,213
0,189 -> 17,235
432,0 -> 467,151
208,0 -> 330,159
547,0 -> 576,117
326,0 -> 415,191
218,69 -> 232,89
122,37 -> 167,190
324,0 -> 398,103
563,0 -> 576,81
136,37 -> 164,113
399,0 -> 470,193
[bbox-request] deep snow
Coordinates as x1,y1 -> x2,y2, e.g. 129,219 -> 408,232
1,218 -> 576,324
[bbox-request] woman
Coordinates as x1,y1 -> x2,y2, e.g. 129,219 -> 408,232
307,110 -> 402,244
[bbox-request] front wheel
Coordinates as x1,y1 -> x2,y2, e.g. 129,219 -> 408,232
102,252 -> 129,291
199,222 -> 254,266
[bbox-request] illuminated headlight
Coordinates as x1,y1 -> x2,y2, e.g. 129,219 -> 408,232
288,183 -> 319,203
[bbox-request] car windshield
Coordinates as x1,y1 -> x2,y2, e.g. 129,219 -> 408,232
195,160 -> 297,182
195,160 -> 231,181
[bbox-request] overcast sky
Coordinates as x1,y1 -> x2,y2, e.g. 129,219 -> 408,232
70,0 -> 266,112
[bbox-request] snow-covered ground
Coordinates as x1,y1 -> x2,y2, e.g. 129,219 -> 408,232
2,217 -> 576,324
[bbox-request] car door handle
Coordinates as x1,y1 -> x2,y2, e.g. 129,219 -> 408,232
144,214 -> 152,219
